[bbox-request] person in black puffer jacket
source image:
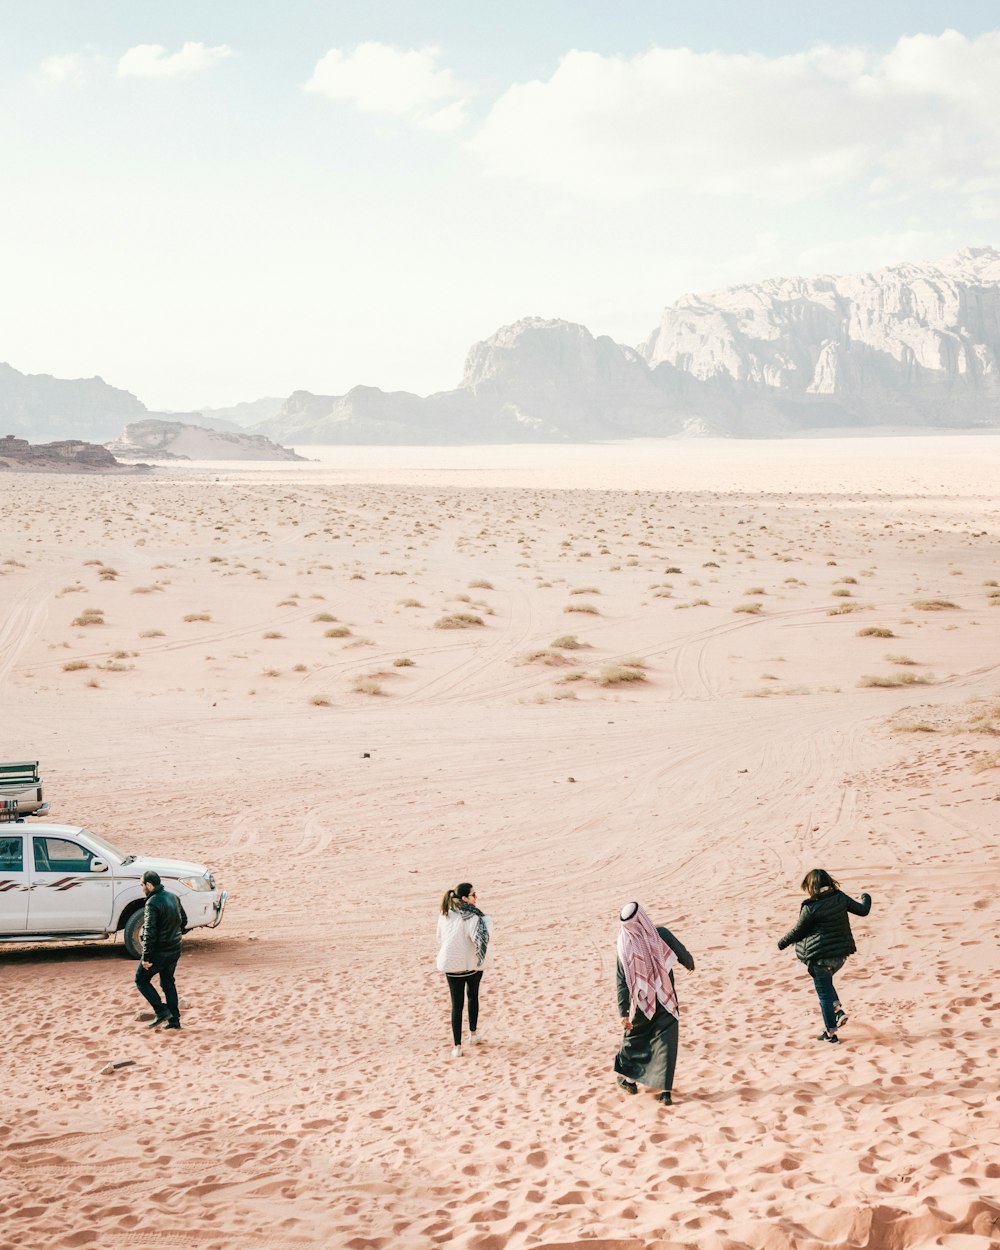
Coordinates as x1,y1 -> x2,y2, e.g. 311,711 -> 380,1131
777,868 -> 871,1044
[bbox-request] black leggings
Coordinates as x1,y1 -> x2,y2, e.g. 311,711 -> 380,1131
446,971 -> 483,1045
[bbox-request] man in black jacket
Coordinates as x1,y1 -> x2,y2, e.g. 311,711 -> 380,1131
134,870 -> 188,1031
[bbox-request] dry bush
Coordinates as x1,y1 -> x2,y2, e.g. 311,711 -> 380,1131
97,661 -> 130,672
62,660 -> 90,672
837,576 -> 858,585
744,686 -> 811,698
858,673 -> 933,688
60,585 -> 85,594
519,649 -> 568,666
85,678 -> 100,689
140,629 -> 165,638
857,627 -> 895,638
72,608 -> 104,626
570,586 -> 601,595
911,599 -> 958,610
551,635 -> 585,649
308,694 -> 331,707
666,565 -> 683,573
263,668 -> 282,677
325,626 -> 351,638
563,603 -> 599,615
733,602 -> 763,615
744,586 -> 766,596
551,687 -> 578,700
98,567 -> 118,581
312,612 -> 337,623
557,671 -> 586,683
345,637 -> 375,647
452,593 -> 472,603
183,613 -> 211,623
468,579 -> 494,590
398,598 -> 423,608
597,664 -> 647,687
393,657 -> 415,667
886,654 -> 917,665
830,588 -> 852,598
277,599 -> 297,607
891,721 -> 937,733
351,677 -> 385,696
131,585 -> 163,595
435,613 -> 485,628
292,664 -> 308,672
262,631 -> 284,640
971,750 -> 1000,773
827,603 -> 863,615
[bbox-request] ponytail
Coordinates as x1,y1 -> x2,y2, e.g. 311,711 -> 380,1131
440,882 -> 474,914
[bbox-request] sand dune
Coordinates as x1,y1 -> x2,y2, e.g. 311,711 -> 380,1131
1,438 -> 998,1250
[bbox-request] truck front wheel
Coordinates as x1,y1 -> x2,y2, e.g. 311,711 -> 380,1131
123,909 -> 144,959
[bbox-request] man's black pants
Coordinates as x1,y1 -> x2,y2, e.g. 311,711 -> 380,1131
135,955 -> 180,1021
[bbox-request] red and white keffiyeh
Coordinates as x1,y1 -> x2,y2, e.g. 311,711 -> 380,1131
617,902 -> 679,1023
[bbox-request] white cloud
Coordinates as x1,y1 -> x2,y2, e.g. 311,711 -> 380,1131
117,41 -> 235,79
305,42 -> 470,131
471,32 -> 1000,212
39,53 -> 89,85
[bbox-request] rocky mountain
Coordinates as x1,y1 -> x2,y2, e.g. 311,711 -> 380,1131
0,363 -> 147,442
252,248 -> 1000,443
639,246 -> 1000,431
6,247 -> 1000,444
105,419 -> 306,461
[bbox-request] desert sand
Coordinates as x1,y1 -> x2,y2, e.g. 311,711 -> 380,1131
2,435 -> 999,1250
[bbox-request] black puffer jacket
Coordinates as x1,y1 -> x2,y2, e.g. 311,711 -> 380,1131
142,885 -> 188,961
777,888 -> 871,964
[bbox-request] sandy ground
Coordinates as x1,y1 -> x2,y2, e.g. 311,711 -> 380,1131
1,437 -> 999,1250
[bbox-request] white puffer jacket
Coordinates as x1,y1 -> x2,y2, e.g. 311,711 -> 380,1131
436,909 -> 493,974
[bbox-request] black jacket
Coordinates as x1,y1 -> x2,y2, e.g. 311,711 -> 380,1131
616,925 -> 695,1017
142,885 -> 187,961
777,888 -> 871,964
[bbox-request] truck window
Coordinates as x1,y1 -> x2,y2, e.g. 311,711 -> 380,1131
0,835 -> 23,871
33,837 -> 93,873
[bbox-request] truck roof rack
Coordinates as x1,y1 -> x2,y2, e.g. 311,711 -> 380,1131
0,761 -> 45,820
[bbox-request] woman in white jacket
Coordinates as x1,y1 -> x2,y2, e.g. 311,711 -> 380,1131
436,882 -> 492,1057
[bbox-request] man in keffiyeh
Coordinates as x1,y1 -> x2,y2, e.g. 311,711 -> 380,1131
613,901 -> 695,1106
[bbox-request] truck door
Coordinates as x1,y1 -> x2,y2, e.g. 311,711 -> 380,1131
0,831 -> 29,931
27,834 -> 114,931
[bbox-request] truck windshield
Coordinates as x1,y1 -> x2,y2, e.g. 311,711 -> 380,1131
80,828 -> 127,865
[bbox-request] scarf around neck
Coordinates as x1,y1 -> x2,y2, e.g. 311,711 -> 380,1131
455,900 -> 489,965
617,903 -> 679,1023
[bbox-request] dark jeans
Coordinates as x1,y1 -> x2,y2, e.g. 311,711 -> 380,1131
136,954 -> 180,1021
808,959 -> 844,1032
445,971 -> 482,1045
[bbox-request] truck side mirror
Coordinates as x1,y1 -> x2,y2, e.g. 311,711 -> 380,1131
90,858 -> 109,873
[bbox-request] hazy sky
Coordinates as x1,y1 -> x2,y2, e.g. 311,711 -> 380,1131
3,1 -> 999,410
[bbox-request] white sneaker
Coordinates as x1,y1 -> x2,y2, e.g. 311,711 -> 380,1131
451,1044 -> 462,1058
469,1032 -> 481,1045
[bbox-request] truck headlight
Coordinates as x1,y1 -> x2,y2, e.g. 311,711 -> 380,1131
179,875 -> 214,892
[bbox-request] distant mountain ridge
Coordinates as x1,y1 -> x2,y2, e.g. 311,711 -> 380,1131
4,247 -> 1000,444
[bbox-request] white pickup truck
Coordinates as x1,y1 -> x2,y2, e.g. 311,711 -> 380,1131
0,822 -> 228,958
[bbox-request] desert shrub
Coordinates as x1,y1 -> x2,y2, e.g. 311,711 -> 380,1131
72,608 -> 104,626
183,613 -> 211,623
140,629 -> 165,638
857,627 -> 895,638
733,602 -> 763,615
398,598 -> 423,608
744,586 -> 766,596
837,576 -> 858,585
666,565 -> 683,573
98,567 -> 118,581
597,664 -> 647,687
308,694 -> 331,707
971,750 -> 1000,773
570,586 -> 601,595
744,686 -> 811,698
891,721 -> 937,733
292,664 -> 308,672
519,649 -> 568,666
830,588 -> 852,597
325,626 -> 351,638
351,677 -> 385,695
263,668 -> 282,677
858,673 -> 933,688
435,613 -> 485,628
393,657 -> 415,667
469,579 -> 494,590
563,603 -> 599,615
62,660 -> 90,672
262,631 -> 284,640
312,612 -> 337,622
551,635 -> 585,649
911,599 -> 958,610
827,603 -> 863,615
886,654 -> 917,665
